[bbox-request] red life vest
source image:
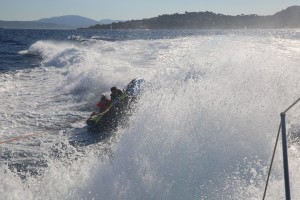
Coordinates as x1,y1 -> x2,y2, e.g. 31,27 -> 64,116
97,100 -> 111,112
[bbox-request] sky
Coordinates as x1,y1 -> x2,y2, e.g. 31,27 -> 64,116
1,0 -> 300,21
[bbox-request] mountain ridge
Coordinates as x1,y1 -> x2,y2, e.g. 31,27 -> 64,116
0,15 -> 122,29
89,6 -> 300,29
37,15 -> 98,28
1,6 -> 300,30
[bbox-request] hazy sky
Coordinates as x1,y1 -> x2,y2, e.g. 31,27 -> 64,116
1,0 -> 300,21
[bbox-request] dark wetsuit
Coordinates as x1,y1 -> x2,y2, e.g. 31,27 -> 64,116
110,89 -> 123,102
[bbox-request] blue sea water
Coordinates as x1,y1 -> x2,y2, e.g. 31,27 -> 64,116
0,29 -> 224,72
1,28 -> 300,199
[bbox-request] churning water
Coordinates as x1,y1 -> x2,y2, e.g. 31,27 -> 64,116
1,29 -> 300,199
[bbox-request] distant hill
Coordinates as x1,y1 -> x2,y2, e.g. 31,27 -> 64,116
37,15 -> 123,28
270,6 -> 300,27
99,19 -> 123,25
37,15 -> 98,28
2,6 -> 300,30
89,6 -> 300,29
0,15 -> 122,29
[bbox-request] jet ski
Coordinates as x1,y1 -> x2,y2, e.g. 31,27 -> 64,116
86,78 -> 145,133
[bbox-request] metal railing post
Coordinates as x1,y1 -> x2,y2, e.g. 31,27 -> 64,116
280,112 -> 291,200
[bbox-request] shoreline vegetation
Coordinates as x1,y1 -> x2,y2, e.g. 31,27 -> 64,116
87,6 -> 300,30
